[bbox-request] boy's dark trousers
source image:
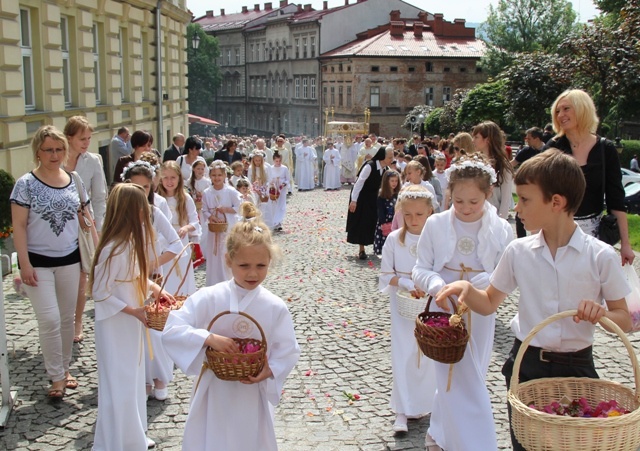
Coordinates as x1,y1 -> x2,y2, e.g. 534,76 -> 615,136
502,339 -> 598,451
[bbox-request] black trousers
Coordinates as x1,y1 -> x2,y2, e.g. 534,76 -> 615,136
501,339 -> 598,451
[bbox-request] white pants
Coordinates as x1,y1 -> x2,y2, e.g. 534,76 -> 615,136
24,263 -> 80,382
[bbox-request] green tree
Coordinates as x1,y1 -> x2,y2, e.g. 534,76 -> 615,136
424,108 -> 443,136
401,105 -> 433,133
457,79 -> 509,128
481,0 -> 577,75
187,24 -> 222,121
439,89 -> 471,135
501,52 -> 571,129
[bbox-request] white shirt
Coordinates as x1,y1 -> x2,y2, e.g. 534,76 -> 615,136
491,226 -> 630,351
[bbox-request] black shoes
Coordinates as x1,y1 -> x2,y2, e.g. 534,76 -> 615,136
358,251 -> 367,260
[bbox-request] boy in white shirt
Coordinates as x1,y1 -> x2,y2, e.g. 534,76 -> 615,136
435,149 -> 631,451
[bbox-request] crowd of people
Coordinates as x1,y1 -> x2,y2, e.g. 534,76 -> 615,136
7,87 -> 638,450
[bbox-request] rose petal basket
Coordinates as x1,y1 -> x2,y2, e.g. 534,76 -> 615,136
414,296 -> 469,364
396,290 -> 428,320
207,210 -> 228,233
509,310 -> 640,451
145,244 -> 191,332
204,311 -> 267,381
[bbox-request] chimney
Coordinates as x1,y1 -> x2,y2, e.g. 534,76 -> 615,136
206,10 -> 214,17
418,11 -> 428,25
390,10 -> 401,22
242,6 -> 248,13
220,8 -> 225,15
323,1 -> 328,9
344,0 -> 349,5
413,22 -> 423,37
390,20 -> 404,37
297,4 -> 303,12
254,4 -> 260,11
265,2 -> 273,10
432,13 -> 444,35
304,3 -> 312,11
280,0 -> 288,7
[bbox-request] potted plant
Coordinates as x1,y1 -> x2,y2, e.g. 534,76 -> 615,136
0,169 -> 15,276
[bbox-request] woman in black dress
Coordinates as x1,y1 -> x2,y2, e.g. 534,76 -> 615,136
545,89 -> 634,265
346,146 -> 394,259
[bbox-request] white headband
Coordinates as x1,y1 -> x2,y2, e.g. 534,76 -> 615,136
445,157 -> 497,184
209,160 -> 226,171
398,189 -> 434,202
121,160 -> 156,181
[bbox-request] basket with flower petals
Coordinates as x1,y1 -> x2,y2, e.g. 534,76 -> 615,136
204,311 -> 267,381
207,210 -> 228,233
414,296 -> 469,364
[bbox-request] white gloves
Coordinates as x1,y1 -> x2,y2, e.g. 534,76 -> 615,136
427,277 -> 445,297
398,277 -> 416,292
470,272 -> 490,290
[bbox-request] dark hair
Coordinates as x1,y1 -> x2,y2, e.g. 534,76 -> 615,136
414,155 -> 434,180
379,170 -> 400,199
273,151 -> 282,161
130,130 -> 153,149
514,149 -> 585,214
117,127 -> 129,136
183,136 -> 202,155
471,121 -> 513,186
223,139 -> 237,152
526,127 -> 544,141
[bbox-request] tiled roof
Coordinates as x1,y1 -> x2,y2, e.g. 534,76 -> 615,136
193,10 -> 275,32
322,26 -> 486,58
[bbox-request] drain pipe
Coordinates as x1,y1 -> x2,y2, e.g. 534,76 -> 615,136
155,0 -> 164,151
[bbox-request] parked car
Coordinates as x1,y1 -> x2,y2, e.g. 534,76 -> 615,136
624,182 -> 640,215
622,168 -> 640,187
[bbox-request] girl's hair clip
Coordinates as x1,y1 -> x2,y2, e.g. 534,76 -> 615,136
254,226 -> 263,233
121,160 -> 156,181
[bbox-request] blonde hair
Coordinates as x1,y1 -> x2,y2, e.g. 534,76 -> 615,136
471,121 -> 513,185
551,89 -> 599,136
404,160 -> 425,178
31,125 -> 68,166
63,115 -> 94,138
249,154 -> 268,184
452,132 -> 473,154
226,202 -> 280,261
157,161 -> 188,226
89,184 -> 156,306
396,185 -> 433,245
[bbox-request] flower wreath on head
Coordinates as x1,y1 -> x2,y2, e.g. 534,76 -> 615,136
209,160 -> 227,171
253,150 -> 266,159
445,155 -> 497,184
121,160 -> 156,181
397,188 -> 434,202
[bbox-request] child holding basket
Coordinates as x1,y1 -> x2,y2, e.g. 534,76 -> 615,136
162,202 -> 300,451
435,149 -> 631,451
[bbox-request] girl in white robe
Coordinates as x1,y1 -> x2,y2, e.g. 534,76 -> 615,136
186,160 -> 212,265
412,155 -> 513,451
323,144 -> 342,190
379,186 -> 437,433
202,161 -> 242,287
267,153 -> 291,229
248,152 -> 273,228
162,203 -> 300,451
123,162 -> 184,401
157,161 -> 202,296
90,184 -> 174,451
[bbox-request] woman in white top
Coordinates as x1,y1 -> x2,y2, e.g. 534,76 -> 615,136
63,116 -> 108,344
176,136 -> 207,183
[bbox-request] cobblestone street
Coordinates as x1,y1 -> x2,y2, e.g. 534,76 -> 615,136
1,186 -> 640,450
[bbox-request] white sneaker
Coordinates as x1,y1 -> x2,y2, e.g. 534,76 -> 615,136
392,413 -> 408,432
154,387 -> 168,401
146,437 -> 156,449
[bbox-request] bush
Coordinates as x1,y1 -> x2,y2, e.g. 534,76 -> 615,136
0,169 -> 15,230
618,140 -> 640,170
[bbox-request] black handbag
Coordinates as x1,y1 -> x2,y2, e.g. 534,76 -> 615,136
597,138 -> 621,245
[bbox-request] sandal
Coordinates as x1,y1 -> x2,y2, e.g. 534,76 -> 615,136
47,387 -> 65,400
65,376 -> 79,390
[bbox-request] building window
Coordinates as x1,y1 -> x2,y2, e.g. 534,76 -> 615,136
346,85 -> 352,107
60,16 -> 72,107
227,50 -> 232,66
236,78 -> 241,96
323,86 -> 327,105
302,77 -> 308,99
390,66 -> 398,72
476,66 -> 483,73
310,36 -> 316,58
302,37 -> 307,58
370,86 -> 380,107
250,44 -> 254,62
20,8 -> 35,109
371,66 -> 379,72
271,77 -> 275,98
443,87 -> 451,104
235,48 -> 240,65
226,78 -> 231,96
338,86 -> 343,107
408,66 -> 416,72
284,78 -> 289,98
263,78 -> 267,98
295,39 -> 299,59
92,23 -> 101,105
425,87 -> 434,106
444,67 -> 451,73
460,67 -> 467,73
310,77 -> 316,99
425,62 -> 433,72
295,77 -> 300,98
330,86 -> 335,105
236,112 -> 241,127
251,78 -> 255,96
282,41 -> 287,59
263,43 -> 267,61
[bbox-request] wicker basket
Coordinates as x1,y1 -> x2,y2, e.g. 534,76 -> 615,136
204,311 -> 267,381
509,310 -> 640,451
396,290 -> 428,320
269,192 -> 280,201
145,244 -> 191,332
259,194 -> 269,203
414,296 -> 469,364
207,210 -> 228,233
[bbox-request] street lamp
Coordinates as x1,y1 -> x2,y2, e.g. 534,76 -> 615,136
417,113 -> 425,141
192,33 -> 201,51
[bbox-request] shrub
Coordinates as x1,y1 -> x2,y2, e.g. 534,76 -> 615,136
0,169 -> 15,231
